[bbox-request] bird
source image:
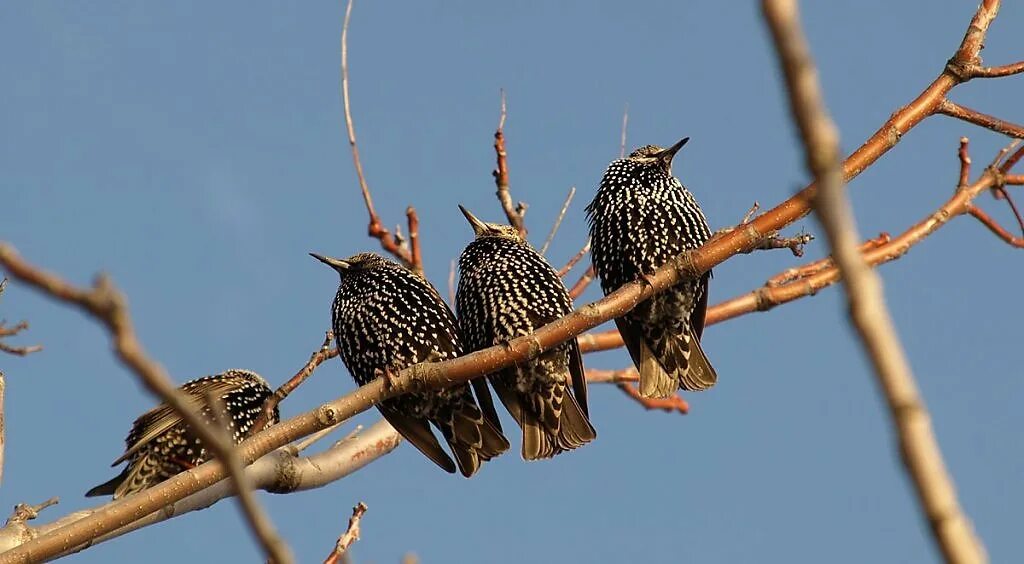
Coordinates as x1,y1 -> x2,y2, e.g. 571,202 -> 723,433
86,369 -> 279,499
585,138 -> 718,398
455,205 -> 596,460
311,251 -> 509,477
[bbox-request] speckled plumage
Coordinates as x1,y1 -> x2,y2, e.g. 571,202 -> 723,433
86,369 -> 279,499
312,251 -> 508,477
585,139 -> 718,397
455,207 -> 596,460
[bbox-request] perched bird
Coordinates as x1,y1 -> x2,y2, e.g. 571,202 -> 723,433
86,369 -> 279,499
456,206 -> 596,460
311,251 -> 509,477
585,138 -> 718,398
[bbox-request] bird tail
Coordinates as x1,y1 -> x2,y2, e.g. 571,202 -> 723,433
492,372 -> 595,461
441,394 -> 510,477
637,323 -> 717,398
86,452 -> 166,499
85,467 -> 129,498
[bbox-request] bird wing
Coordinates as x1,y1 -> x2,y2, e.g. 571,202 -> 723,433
567,337 -> 590,418
690,272 -> 711,340
379,403 -> 457,474
111,377 -> 240,465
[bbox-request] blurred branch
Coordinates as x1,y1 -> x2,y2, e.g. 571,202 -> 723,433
323,502 -> 368,564
492,90 -> 528,237
616,382 -> 688,414
0,245 -> 293,564
764,1 -> 988,562
567,265 -> 596,299
0,279 -> 42,357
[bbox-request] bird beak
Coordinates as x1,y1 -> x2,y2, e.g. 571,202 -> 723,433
458,205 -> 488,236
309,253 -> 351,273
657,137 -> 689,169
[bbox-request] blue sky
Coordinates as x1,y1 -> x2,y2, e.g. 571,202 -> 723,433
2,2 -> 1022,562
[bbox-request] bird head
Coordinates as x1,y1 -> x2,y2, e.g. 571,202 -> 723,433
627,137 -> 689,175
458,205 -> 523,241
309,251 -> 388,275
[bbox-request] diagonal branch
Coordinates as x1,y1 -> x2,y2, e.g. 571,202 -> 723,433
937,99 -> 1024,138
764,1 -> 987,562
322,502 -> 367,564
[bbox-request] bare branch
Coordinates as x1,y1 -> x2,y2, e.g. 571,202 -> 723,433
619,103 -> 629,158
938,99 -> 1024,138
764,1 -> 987,562
492,90 -> 527,236
255,332 -> 337,432
567,265 -> 595,299
540,186 -> 575,255
340,0 -> 414,267
969,60 -> 1024,78
207,395 -> 293,564
323,502 -> 368,564
2,2 -> 1020,558
616,382 -> 688,414
447,259 -> 457,305
0,279 -> 42,356
557,240 -> 590,277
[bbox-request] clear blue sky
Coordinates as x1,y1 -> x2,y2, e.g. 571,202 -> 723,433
2,2 -> 1022,562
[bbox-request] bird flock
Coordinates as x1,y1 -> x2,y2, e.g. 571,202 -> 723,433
88,139 -> 718,494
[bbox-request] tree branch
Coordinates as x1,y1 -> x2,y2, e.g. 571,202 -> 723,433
340,0 -> 415,269
322,502 -> 367,564
0,245 -> 293,564
764,1 -> 988,562
540,186 -> 575,255
492,90 -> 527,237
937,99 -> 1024,138
0,1 -> 1019,560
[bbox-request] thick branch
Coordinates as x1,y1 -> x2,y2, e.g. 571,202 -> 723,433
764,1 -> 988,562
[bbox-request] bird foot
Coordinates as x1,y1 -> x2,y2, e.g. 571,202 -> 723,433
374,367 -> 399,389
637,272 -> 657,290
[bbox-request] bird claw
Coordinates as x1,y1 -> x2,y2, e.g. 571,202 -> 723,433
638,272 -> 657,290
374,367 -> 399,389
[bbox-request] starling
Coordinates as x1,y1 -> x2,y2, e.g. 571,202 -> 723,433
311,251 -> 509,477
455,206 -> 596,460
86,369 -> 279,499
585,138 -> 718,398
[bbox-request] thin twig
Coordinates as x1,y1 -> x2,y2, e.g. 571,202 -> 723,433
492,90 -> 527,236
616,383 -> 688,414
323,502 -> 367,564
406,206 -> 423,275
557,240 -> 590,277
619,103 -> 629,158
568,265 -> 596,299
0,371 -> 4,486
340,0 -> 414,267
0,279 -> 42,356
255,332 -> 337,432
448,259 -> 457,305
540,186 -> 575,255
938,99 -> 1024,138
4,498 -> 58,526
764,1 -> 987,562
